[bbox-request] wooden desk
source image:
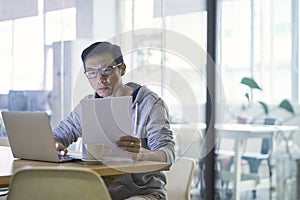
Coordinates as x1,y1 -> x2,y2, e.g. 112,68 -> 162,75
0,146 -> 170,188
217,124 -> 300,200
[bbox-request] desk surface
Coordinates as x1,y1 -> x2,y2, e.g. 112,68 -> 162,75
218,123 -> 299,132
217,123 -> 300,138
0,146 -> 170,188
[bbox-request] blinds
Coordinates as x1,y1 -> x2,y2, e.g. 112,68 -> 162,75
0,0 -> 76,21
153,0 -> 206,17
0,0 -> 38,21
44,0 -> 76,12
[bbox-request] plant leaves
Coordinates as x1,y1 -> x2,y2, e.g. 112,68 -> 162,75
241,77 -> 262,90
279,99 -> 295,115
258,101 -> 269,115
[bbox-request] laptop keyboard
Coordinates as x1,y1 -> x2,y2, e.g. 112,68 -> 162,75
59,154 -> 82,162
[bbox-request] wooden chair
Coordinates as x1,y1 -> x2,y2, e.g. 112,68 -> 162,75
165,157 -> 195,200
7,167 -> 111,200
171,124 -> 204,196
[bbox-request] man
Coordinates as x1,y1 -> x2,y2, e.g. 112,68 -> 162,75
53,41 -> 175,200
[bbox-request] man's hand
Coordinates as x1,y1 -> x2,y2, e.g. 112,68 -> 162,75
54,139 -> 68,156
116,135 -> 167,162
116,135 -> 141,153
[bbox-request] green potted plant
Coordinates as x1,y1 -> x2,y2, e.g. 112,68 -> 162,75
239,77 -> 295,124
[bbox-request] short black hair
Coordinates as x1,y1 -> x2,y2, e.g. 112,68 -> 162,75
81,41 -> 123,67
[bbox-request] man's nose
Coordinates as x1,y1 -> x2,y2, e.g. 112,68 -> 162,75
97,73 -> 107,82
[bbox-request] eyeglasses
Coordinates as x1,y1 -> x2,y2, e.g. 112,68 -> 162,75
84,63 -> 123,79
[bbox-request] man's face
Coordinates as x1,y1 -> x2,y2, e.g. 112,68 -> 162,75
84,53 -> 124,97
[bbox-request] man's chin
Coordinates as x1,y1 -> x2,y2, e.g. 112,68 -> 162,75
97,91 -> 112,98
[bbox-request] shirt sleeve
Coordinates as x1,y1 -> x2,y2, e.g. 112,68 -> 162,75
145,100 -> 175,164
52,103 -> 82,147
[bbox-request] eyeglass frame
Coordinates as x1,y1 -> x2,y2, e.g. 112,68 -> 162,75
84,63 -> 123,79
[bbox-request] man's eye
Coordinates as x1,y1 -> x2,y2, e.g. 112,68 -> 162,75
103,68 -> 113,73
100,68 -> 112,75
89,71 -> 98,74
87,71 -> 98,75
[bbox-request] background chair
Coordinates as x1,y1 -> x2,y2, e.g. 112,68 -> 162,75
7,167 -> 111,200
165,157 -> 195,200
240,118 -> 280,198
215,119 -> 280,199
171,124 -> 204,197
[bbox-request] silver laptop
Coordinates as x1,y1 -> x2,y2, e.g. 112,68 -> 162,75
1,111 -> 81,162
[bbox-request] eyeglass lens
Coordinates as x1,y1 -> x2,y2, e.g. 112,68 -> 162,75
85,63 -> 121,79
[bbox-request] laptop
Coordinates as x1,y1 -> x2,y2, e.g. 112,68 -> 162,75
1,111 -> 81,163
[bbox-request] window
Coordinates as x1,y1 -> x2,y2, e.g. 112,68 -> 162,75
0,20 -> 13,93
0,1 -> 76,131
13,16 -> 44,90
122,0 -> 207,123
45,8 -> 76,45
218,0 -> 296,108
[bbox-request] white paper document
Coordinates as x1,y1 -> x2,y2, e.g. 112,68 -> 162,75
81,96 -> 133,159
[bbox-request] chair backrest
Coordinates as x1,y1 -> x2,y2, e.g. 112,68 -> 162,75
172,126 -> 203,159
165,157 -> 195,200
7,167 -> 111,200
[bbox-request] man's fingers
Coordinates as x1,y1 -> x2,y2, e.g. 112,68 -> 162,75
119,135 -> 140,143
55,142 -> 68,155
58,149 -> 68,156
116,140 -> 140,148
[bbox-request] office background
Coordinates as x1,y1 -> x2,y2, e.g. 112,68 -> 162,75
1,0 -> 300,199
1,0 -> 300,145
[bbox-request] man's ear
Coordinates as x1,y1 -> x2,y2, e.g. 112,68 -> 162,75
120,63 -> 126,76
